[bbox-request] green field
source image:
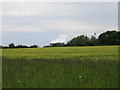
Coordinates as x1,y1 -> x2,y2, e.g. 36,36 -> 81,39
2,46 -> 119,88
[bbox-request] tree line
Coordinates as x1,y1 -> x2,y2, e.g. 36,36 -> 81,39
1,30 -> 119,49
47,30 -> 119,47
1,44 -> 38,49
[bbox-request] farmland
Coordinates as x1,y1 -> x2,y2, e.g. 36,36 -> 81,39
2,46 -> 119,88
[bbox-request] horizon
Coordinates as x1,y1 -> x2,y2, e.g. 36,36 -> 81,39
1,29 -> 118,47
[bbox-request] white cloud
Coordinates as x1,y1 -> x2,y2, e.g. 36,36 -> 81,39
4,2 -> 115,17
2,2 -> 79,16
3,18 -> 117,33
1,2 -> 118,46
3,25 -> 45,32
2,2 -> 117,33
45,19 -> 98,32
50,33 -> 78,43
42,19 -> 117,33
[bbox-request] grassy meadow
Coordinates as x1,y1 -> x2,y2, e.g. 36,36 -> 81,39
2,46 -> 119,88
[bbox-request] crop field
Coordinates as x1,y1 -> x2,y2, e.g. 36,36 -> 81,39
2,46 -> 119,88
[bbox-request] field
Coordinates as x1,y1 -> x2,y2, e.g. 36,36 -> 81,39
2,46 -> 119,88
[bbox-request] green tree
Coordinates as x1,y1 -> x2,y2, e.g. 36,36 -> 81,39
9,43 -> 15,48
118,31 -> 120,44
98,30 -> 118,45
66,35 -> 89,46
30,45 -> 38,48
88,35 -> 98,46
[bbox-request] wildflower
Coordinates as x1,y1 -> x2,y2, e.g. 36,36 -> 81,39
79,75 -> 82,79
18,80 -> 21,83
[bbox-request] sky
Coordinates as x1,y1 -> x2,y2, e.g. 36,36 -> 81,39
1,1 -> 118,47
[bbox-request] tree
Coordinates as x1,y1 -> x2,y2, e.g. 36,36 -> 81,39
98,30 -> 118,45
88,35 -> 98,46
66,35 -> 89,46
9,43 -> 15,48
30,45 -> 38,48
118,31 -> 120,44
16,44 -> 29,48
2,46 -> 8,49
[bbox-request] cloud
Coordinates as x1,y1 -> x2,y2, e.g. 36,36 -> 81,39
2,2 -> 117,33
2,2 -> 80,17
50,33 -> 78,43
2,2 -> 118,46
3,25 -> 45,32
40,19 -> 117,33
3,2 -> 117,17
44,19 -> 101,32
3,18 -> 117,33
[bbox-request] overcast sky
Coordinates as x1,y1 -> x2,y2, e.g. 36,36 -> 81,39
2,2 -> 118,47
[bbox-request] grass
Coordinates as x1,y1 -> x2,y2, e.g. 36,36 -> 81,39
2,45 -> 119,88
